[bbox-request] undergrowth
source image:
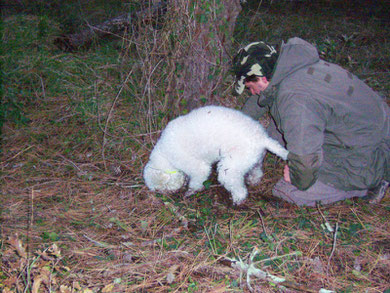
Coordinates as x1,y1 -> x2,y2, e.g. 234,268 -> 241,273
1,1 -> 389,292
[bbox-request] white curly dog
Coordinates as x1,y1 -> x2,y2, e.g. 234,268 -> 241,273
143,106 -> 289,205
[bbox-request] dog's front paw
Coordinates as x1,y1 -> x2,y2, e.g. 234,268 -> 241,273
184,189 -> 196,198
232,199 -> 249,210
233,197 -> 246,206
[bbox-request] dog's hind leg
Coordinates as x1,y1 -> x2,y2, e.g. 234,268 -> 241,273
246,151 -> 265,186
246,162 -> 264,186
217,159 -> 249,205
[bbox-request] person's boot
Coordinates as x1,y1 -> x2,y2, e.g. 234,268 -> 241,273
365,180 -> 389,204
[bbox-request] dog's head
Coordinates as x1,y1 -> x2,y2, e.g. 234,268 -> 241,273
143,163 -> 186,192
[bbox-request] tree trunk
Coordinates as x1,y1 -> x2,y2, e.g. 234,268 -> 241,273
168,0 -> 242,109
136,0 -> 242,116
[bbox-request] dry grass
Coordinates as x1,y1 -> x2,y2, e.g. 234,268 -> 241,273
1,2 -> 390,292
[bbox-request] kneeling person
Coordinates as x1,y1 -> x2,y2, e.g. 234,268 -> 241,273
232,38 -> 390,206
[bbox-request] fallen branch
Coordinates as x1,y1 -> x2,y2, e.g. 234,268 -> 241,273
222,247 -> 335,293
55,2 -> 167,51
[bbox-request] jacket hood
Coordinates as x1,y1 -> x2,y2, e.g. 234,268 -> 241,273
270,37 -> 320,86
256,38 -> 320,107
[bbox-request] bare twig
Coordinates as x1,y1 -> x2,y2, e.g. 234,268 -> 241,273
317,203 -> 334,232
83,234 -> 115,248
1,145 -> 34,164
102,68 -> 134,170
327,222 -> 339,276
256,209 -> 269,239
350,207 -> 367,229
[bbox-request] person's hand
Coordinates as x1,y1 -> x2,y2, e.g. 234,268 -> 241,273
283,164 -> 291,183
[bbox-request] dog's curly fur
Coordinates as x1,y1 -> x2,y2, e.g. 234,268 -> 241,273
143,106 -> 288,205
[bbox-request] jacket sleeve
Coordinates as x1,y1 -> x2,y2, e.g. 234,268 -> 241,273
278,93 -> 327,190
287,152 -> 322,190
241,95 -> 268,120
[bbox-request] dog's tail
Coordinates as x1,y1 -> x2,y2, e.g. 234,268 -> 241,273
264,136 -> 289,160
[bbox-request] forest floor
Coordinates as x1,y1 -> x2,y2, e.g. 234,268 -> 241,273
1,1 -> 389,292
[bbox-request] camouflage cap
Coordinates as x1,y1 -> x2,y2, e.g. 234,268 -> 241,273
233,41 -> 278,95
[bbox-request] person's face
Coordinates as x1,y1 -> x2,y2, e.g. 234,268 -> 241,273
245,76 -> 269,95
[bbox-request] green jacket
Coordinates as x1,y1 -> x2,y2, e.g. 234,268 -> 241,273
243,37 -> 390,191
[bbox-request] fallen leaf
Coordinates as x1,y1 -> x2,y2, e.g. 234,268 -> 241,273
73,281 -> 82,290
8,234 -> 27,258
60,285 -> 72,293
102,283 -> 115,292
48,243 -> 61,257
32,277 -> 43,293
166,264 -> 180,284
